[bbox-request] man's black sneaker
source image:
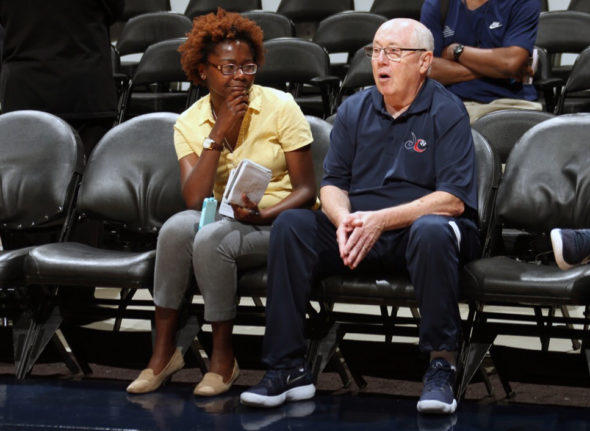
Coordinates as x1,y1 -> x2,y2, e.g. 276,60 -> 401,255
417,358 -> 457,415
551,228 -> 590,270
240,365 -> 316,408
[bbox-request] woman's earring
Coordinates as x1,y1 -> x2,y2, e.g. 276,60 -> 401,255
201,74 -> 206,80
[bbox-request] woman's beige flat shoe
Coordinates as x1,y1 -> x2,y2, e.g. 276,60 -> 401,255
193,359 -> 240,397
126,348 -> 185,394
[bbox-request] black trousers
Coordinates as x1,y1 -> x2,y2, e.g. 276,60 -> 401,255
261,209 -> 480,369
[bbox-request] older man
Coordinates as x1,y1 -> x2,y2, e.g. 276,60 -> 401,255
241,18 -> 480,414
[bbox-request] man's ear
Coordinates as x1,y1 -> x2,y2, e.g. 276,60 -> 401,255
420,51 -> 434,75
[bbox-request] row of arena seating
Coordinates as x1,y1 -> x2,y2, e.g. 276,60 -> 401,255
113,9 -> 590,122
113,0 -> 590,41
1,108 -> 589,398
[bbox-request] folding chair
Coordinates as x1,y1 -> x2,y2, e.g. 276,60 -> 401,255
554,46 -> 590,115
312,11 -> 387,79
254,37 -> 339,118
336,44 -> 374,106
458,114 -> 590,398
118,38 -> 199,122
241,10 -> 295,40
472,109 -> 554,165
314,130 -> 501,390
568,0 -> 590,13
0,110 -> 84,378
276,0 -> 354,38
535,11 -> 590,82
23,112 -> 186,375
115,12 -> 192,77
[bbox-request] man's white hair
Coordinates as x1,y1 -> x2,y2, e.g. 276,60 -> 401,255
411,21 -> 435,52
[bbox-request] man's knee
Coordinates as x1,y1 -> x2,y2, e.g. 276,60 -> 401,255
271,209 -> 316,244
407,215 -> 459,255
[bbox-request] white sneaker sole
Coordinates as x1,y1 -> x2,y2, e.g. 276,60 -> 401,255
240,384 -> 316,408
416,398 -> 457,414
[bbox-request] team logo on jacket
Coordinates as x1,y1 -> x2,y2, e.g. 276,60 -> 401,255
404,132 -> 428,153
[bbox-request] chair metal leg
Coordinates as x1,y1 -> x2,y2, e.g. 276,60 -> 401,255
190,338 -> 209,375
175,313 -> 201,355
535,306 -> 551,351
309,322 -> 341,382
560,305 -> 581,350
456,340 -> 494,400
113,288 -> 137,332
50,332 -> 80,375
13,305 -> 62,379
478,363 -> 494,397
330,348 -> 352,388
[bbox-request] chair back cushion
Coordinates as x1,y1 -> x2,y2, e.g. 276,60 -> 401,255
277,0 -> 353,21
563,46 -> 590,94
77,112 -> 185,231
132,38 -> 188,86
305,115 -> 332,192
536,11 -> 590,54
116,12 -> 192,56
313,12 -> 386,55
0,111 -> 84,230
472,109 -> 555,163
256,38 -> 331,87
471,129 -> 501,252
241,10 -> 295,40
370,0 -> 424,20
122,0 -> 171,21
497,114 -> 590,231
185,0 -> 261,19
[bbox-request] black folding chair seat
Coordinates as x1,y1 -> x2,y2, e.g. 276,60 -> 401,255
463,256 -> 590,305
320,273 -> 415,305
26,243 -> 155,288
0,247 -> 34,287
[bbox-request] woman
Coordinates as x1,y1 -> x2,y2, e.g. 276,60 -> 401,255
126,9 -> 317,396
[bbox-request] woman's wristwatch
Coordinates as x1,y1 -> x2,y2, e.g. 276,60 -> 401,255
203,137 -> 223,151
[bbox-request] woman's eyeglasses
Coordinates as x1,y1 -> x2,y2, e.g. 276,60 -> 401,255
208,62 -> 258,75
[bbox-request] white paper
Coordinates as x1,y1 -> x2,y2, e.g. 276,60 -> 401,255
218,159 -> 271,218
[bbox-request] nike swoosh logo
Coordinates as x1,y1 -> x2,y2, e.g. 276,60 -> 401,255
489,21 -> 503,29
286,371 -> 306,386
